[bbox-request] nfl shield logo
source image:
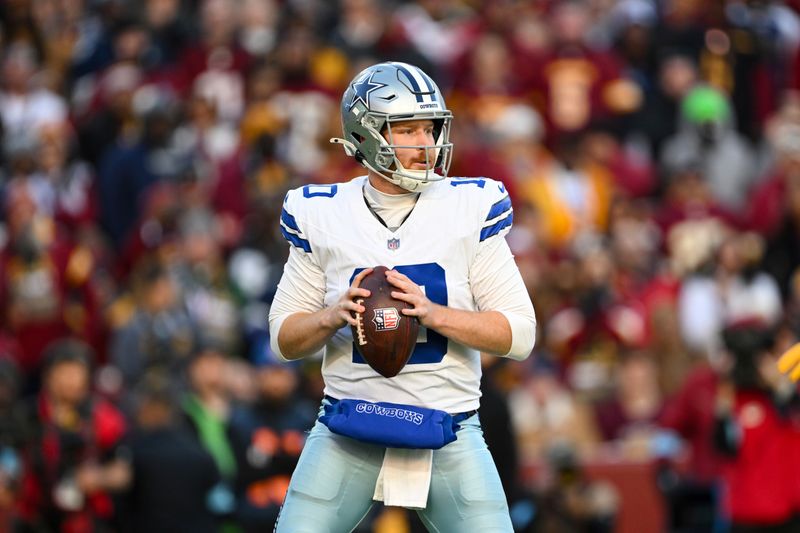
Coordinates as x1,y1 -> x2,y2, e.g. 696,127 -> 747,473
387,238 -> 400,250
373,308 -> 400,331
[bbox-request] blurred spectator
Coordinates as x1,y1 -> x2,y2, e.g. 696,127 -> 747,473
752,92 -> 800,297
75,63 -> 143,167
1,0 -> 47,64
227,356 -> 316,531
0,357 -> 25,528
176,0 -> 252,122
67,0 -> 143,81
453,102 -> 546,204
608,0 -> 658,84
529,441 -> 618,533
678,231 -> 782,360
15,339 -> 129,533
173,91 -> 248,228
544,241 -> 651,396
95,95 -> 174,248
582,121 -> 656,198
658,355 -> 724,533
594,351 -> 664,449
509,356 -> 599,467
119,374 -> 222,533
172,208 -> 243,356
529,0 -> 641,143
713,323 -> 800,532
748,90 -> 800,238
660,85 -> 757,211
0,44 -> 67,137
519,131 -> 614,251
181,346 -> 245,533
479,355 -> 522,502
605,197 -> 688,392
655,161 -> 738,280
31,123 -> 98,232
269,26 -> 339,179
237,0 -> 279,57
721,0 -> 800,143
142,0 -> 194,71
0,181 -> 103,383
328,0 -> 387,60
392,0 -> 478,74
449,33 -> 529,133
632,51 -> 699,162
109,259 -> 198,393
239,62 -> 286,150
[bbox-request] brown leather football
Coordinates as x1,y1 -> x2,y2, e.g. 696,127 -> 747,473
351,266 -> 419,378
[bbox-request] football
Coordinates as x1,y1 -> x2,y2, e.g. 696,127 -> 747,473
351,266 -> 419,378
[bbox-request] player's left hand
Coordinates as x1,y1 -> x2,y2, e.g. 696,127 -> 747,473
777,342 -> 800,382
386,269 -> 440,329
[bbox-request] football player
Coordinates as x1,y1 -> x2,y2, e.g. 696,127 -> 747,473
269,61 -> 536,532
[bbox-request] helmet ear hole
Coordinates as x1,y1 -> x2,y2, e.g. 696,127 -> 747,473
376,153 -> 392,167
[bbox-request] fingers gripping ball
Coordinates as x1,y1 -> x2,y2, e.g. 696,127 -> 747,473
351,266 -> 419,378
777,343 -> 800,382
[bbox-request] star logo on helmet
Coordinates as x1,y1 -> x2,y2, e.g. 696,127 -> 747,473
349,72 -> 387,110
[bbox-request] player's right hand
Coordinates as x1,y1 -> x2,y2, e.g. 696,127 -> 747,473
777,342 -> 800,382
323,268 -> 372,329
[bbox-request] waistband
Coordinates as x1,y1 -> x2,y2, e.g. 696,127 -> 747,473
323,395 -> 478,424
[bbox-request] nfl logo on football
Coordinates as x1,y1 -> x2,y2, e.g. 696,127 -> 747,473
387,238 -> 400,250
373,308 -> 400,331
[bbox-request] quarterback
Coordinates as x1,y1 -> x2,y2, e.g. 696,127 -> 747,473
268,61 -> 536,532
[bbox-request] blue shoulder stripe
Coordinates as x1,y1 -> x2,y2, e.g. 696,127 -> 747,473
281,207 -> 301,232
280,226 -> 312,253
486,195 -> 512,221
480,213 -> 513,242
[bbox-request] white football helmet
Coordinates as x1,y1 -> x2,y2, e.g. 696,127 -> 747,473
331,62 -> 453,192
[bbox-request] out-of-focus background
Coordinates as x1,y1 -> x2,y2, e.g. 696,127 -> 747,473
0,0 -> 799,532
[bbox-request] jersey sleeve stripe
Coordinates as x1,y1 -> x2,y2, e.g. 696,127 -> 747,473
280,226 -> 312,253
281,207 -> 301,233
480,212 -> 513,242
485,195 -> 512,221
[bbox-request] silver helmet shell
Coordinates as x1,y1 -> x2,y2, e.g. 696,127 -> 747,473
333,62 -> 453,191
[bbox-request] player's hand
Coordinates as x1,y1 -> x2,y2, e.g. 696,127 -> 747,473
323,268 -> 372,329
386,269 -> 440,329
777,342 -> 800,382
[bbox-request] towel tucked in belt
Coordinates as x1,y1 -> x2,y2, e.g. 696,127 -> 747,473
373,448 -> 433,509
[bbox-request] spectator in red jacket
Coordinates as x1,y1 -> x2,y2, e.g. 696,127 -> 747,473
15,339 -> 130,533
714,323 -> 800,532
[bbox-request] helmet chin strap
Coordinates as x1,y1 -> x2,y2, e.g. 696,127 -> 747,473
389,168 -> 435,192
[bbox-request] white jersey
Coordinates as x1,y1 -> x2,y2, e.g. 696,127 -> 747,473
270,175 -> 534,413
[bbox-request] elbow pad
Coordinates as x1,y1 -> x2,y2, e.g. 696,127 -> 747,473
500,310 -> 536,360
268,313 -> 293,362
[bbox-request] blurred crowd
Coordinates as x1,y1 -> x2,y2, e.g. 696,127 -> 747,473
1,0 -> 800,531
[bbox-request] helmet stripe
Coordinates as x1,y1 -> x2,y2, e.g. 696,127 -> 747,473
418,72 -> 437,101
395,64 -> 429,103
408,67 -> 438,103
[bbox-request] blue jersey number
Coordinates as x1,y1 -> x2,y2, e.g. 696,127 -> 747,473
450,178 -> 485,188
350,263 -> 448,365
302,184 -> 338,198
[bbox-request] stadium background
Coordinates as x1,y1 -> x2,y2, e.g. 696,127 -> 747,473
1,0 -> 800,531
